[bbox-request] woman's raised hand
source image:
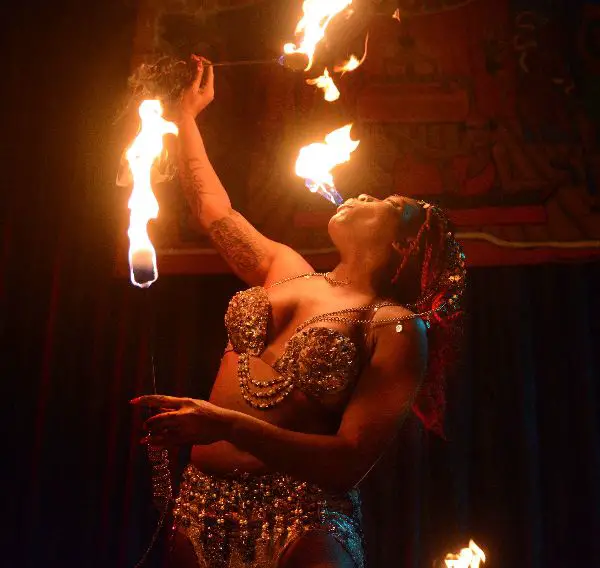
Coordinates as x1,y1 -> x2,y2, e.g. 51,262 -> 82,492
179,55 -> 215,119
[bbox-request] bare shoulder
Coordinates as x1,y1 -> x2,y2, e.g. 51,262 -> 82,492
369,303 -> 428,353
355,302 -> 428,392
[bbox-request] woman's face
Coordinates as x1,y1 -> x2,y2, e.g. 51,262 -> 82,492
329,194 -> 424,248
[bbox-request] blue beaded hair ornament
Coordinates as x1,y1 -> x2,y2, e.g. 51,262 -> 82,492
393,199 -> 467,329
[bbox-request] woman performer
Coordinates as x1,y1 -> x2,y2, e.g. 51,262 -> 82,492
131,58 -> 466,568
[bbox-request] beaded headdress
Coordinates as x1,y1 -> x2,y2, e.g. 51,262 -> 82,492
401,200 -> 466,436
398,200 -> 467,327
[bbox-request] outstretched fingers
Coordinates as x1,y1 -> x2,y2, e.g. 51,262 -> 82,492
130,394 -> 188,409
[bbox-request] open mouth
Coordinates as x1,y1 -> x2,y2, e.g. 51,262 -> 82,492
336,204 -> 352,213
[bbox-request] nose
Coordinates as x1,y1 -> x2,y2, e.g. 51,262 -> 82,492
357,194 -> 376,202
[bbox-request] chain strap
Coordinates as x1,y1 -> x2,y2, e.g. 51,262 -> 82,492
268,272 -> 439,332
268,271 -> 326,288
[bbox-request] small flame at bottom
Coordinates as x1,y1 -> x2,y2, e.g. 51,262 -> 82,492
306,68 -> 340,102
294,124 -> 359,206
444,540 -> 486,568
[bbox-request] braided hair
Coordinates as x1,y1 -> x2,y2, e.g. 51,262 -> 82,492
389,201 -> 466,437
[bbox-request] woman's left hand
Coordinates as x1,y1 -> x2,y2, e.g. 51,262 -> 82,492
130,395 -> 232,447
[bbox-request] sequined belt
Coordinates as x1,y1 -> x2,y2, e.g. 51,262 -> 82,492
173,464 -> 364,568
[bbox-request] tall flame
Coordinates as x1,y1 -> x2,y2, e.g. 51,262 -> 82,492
444,540 -> 486,568
283,0 -> 353,70
294,124 -> 359,205
125,100 -> 178,288
306,68 -> 340,102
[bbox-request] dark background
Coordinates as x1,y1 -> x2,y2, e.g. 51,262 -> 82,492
2,1 -> 600,567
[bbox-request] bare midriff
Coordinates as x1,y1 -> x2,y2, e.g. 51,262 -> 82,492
190,351 -> 344,475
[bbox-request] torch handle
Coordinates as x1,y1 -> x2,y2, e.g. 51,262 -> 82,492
202,58 -> 280,67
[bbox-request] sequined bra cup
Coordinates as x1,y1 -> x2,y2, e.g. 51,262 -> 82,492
224,274 -> 408,409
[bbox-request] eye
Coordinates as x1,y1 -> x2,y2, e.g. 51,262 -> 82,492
385,198 -> 402,210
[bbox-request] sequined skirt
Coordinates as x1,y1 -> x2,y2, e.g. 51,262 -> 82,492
172,464 -> 365,568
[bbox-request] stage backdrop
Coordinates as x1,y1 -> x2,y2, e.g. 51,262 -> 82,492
118,0 -> 600,272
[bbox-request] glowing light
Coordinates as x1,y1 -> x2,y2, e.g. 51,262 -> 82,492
444,540 -> 486,568
125,100 -> 178,288
306,68 -> 340,102
283,0 -> 353,70
393,8 -> 401,22
294,124 -> 359,205
334,55 -> 362,73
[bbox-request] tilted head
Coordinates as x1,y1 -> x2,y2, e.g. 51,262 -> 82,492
330,194 -> 467,435
329,194 -> 465,309
329,194 -> 424,253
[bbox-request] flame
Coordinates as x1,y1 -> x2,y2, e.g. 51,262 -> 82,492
393,8 -> 401,22
334,55 -> 361,73
125,100 -> 178,288
333,32 -> 369,74
283,0 -> 353,70
444,540 -> 486,568
294,124 -> 359,205
306,68 -> 340,102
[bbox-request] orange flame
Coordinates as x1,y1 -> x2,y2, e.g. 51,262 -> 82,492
444,540 -> 486,568
333,32 -> 369,74
333,55 -> 362,73
283,0 -> 353,71
125,100 -> 178,288
306,68 -> 340,102
393,8 -> 401,22
295,124 -> 359,205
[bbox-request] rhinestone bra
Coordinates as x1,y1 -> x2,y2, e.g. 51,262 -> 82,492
224,274 -> 414,410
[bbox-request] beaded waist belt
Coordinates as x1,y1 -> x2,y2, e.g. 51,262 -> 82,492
173,464 -> 362,567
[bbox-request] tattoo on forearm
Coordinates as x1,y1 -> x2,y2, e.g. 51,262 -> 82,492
209,211 -> 267,273
179,157 -> 205,216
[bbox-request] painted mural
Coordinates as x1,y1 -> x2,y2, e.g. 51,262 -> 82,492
121,0 -> 600,271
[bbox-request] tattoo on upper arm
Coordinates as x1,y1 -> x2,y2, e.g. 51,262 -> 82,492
208,211 -> 268,273
179,157 -> 205,216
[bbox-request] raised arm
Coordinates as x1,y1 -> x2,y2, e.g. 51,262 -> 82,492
176,57 -> 312,286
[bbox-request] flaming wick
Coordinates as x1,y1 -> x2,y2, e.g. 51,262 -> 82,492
283,0 -> 354,71
125,100 -> 178,288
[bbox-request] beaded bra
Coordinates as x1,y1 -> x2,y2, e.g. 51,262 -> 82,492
224,273 -> 424,410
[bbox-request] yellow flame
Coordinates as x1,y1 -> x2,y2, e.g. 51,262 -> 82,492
306,68 -> 340,102
444,540 -> 486,568
393,8 -> 401,22
295,124 -> 359,205
334,55 -> 361,73
125,100 -> 178,288
283,0 -> 353,70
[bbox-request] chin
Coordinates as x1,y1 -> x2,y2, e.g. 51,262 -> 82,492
328,211 -> 354,245
327,213 -> 343,240
328,210 -> 347,229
